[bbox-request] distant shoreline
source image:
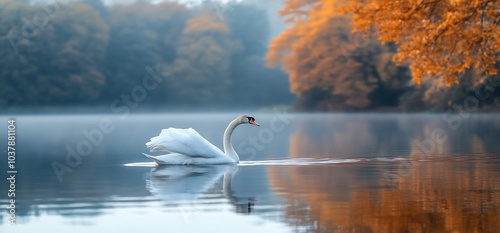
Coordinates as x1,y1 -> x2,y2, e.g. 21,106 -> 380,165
1,105 -> 499,115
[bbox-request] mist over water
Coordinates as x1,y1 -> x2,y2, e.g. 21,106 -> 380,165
1,113 -> 499,232
1,0 -> 499,232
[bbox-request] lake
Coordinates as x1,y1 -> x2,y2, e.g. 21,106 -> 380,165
1,112 -> 499,232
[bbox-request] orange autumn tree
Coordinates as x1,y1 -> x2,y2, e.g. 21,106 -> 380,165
267,0 -> 409,110
343,0 -> 500,85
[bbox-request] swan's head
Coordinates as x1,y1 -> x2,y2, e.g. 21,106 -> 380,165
240,114 -> 260,127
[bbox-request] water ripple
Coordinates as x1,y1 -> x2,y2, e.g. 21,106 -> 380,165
124,157 -> 409,167
239,157 -> 408,166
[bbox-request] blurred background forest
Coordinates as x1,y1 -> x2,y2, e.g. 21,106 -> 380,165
1,0 -> 499,112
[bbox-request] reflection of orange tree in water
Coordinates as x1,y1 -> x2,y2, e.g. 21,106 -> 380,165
268,125 -> 500,233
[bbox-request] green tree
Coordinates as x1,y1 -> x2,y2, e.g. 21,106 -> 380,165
168,4 -> 240,105
226,2 -> 294,106
105,1 -> 190,104
0,1 -> 109,106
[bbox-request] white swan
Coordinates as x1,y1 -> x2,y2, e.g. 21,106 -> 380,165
143,114 -> 259,165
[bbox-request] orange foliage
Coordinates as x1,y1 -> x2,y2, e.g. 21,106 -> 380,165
267,0 -> 408,110
267,0 -> 341,95
342,0 -> 500,85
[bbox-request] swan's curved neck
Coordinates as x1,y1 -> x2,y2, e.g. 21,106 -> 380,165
223,118 -> 241,163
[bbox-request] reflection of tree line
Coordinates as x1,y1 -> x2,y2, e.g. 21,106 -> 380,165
269,115 -> 500,232
289,115 -> 413,159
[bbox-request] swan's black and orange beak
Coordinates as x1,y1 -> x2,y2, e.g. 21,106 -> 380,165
248,117 -> 260,127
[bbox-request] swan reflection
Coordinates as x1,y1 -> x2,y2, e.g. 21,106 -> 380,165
147,164 -> 255,213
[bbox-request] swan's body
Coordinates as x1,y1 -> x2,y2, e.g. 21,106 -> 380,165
144,114 -> 259,165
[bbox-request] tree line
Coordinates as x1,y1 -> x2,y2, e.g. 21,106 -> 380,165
0,0 -> 293,110
1,0 -> 499,112
267,0 -> 500,111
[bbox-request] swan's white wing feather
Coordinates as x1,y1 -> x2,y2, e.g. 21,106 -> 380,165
146,128 -> 224,158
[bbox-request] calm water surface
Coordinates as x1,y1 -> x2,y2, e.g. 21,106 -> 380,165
0,113 -> 499,232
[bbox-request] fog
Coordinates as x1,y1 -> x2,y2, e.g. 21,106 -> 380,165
4,0 -> 498,113
1,0 -> 293,113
